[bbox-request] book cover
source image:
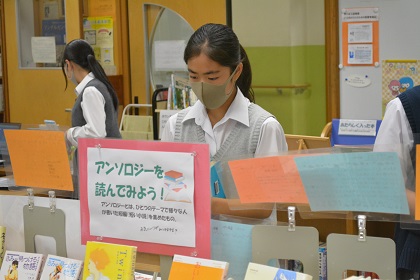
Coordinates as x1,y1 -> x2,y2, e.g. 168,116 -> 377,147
244,262 -> 313,280
168,254 -> 229,280
164,170 -> 184,181
82,241 -> 137,280
0,250 -> 44,280
40,254 -> 83,280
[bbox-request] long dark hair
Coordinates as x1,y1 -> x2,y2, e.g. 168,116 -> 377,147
184,23 -> 255,102
61,39 -> 119,110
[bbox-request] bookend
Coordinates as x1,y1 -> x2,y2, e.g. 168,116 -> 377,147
160,255 -> 173,280
251,207 -> 319,277
23,193 -> 67,257
327,215 -> 396,280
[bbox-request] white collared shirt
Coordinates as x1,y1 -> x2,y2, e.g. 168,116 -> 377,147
161,88 -> 287,157
66,73 -> 106,147
374,97 -> 413,175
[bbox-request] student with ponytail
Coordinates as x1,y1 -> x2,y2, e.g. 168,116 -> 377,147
161,23 -> 287,159
61,39 -> 121,198
61,39 -> 121,148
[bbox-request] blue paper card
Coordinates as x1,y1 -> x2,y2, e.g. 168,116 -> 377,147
211,219 -> 253,280
294,152 -> 409,214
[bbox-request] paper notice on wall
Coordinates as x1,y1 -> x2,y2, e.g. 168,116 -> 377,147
154,40 -> 187,71
348,44 -> 373,64
348,23 -> 372,43
83,17 -> 114,66
31,37 -> 56,63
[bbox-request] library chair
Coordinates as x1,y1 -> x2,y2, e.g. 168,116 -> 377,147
119,104 -> 153,140
285,134 -> 331,151
320,121 -> 332,138
152,87 -> 169,140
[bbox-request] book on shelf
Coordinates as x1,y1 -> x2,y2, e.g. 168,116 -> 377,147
82,241 -> 137,280
0,226 -> 5,267
40,254 -> 83,280
244,262 -> 313,280
318,242 -> 327,280
134,271 -> 161,279
167,74 -> 197,110
168,254 -> 229,280
0,250 -> 44,280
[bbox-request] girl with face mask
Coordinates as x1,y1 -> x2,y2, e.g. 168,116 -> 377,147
61,39 -> 121,198
161,23 -> 287,160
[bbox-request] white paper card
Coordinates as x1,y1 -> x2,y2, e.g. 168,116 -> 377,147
338,119 -> 377,136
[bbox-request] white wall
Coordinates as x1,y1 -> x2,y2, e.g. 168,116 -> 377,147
232,0 -> 324,47
339,0 -> 420,119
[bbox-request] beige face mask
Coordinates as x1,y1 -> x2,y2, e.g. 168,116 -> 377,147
190,66 -> 239,109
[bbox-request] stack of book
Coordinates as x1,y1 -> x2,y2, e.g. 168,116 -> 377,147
163,170 -> 191,203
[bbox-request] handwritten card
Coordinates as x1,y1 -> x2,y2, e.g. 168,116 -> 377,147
228,155 -> 308,204
294,152 -> 409,214
211,219 -> 253,280
4,130 -> 73,191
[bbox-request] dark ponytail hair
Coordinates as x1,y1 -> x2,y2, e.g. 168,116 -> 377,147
184,23 -> 255,102
61,39 -> 119,110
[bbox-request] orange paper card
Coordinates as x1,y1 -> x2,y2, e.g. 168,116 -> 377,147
4,130 -> 73,191
228,155 -> 309,204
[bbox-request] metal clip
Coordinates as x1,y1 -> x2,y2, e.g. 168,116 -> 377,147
27,188 -> 34,210
358,215 -> 366,242
48,190 -> 56,213
288,206 -> 296,232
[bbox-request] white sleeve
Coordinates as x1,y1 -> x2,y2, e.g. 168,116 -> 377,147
374,98 -> 413,187
255,117 -> 288,157
66,86 -> 106,147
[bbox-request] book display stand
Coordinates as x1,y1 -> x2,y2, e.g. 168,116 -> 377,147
327,215 -> 396,279
23,190 -> 68,257
251,207 -> 319,277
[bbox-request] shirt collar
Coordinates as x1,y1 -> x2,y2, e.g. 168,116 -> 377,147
183,87 -> 250,127
75,72 -> 95,96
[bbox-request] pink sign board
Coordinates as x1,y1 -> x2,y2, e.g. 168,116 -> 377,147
78,138 -> 211,258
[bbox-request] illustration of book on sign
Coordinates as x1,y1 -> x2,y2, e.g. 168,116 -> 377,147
40,254 -> 83,280
82,241 -> 137,280
163,170 -> 191,203
0,250 -> 44,280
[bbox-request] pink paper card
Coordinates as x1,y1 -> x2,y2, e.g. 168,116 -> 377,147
228,155 -> 309,204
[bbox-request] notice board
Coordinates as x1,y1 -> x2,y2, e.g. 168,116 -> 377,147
339,0 -> 420,119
